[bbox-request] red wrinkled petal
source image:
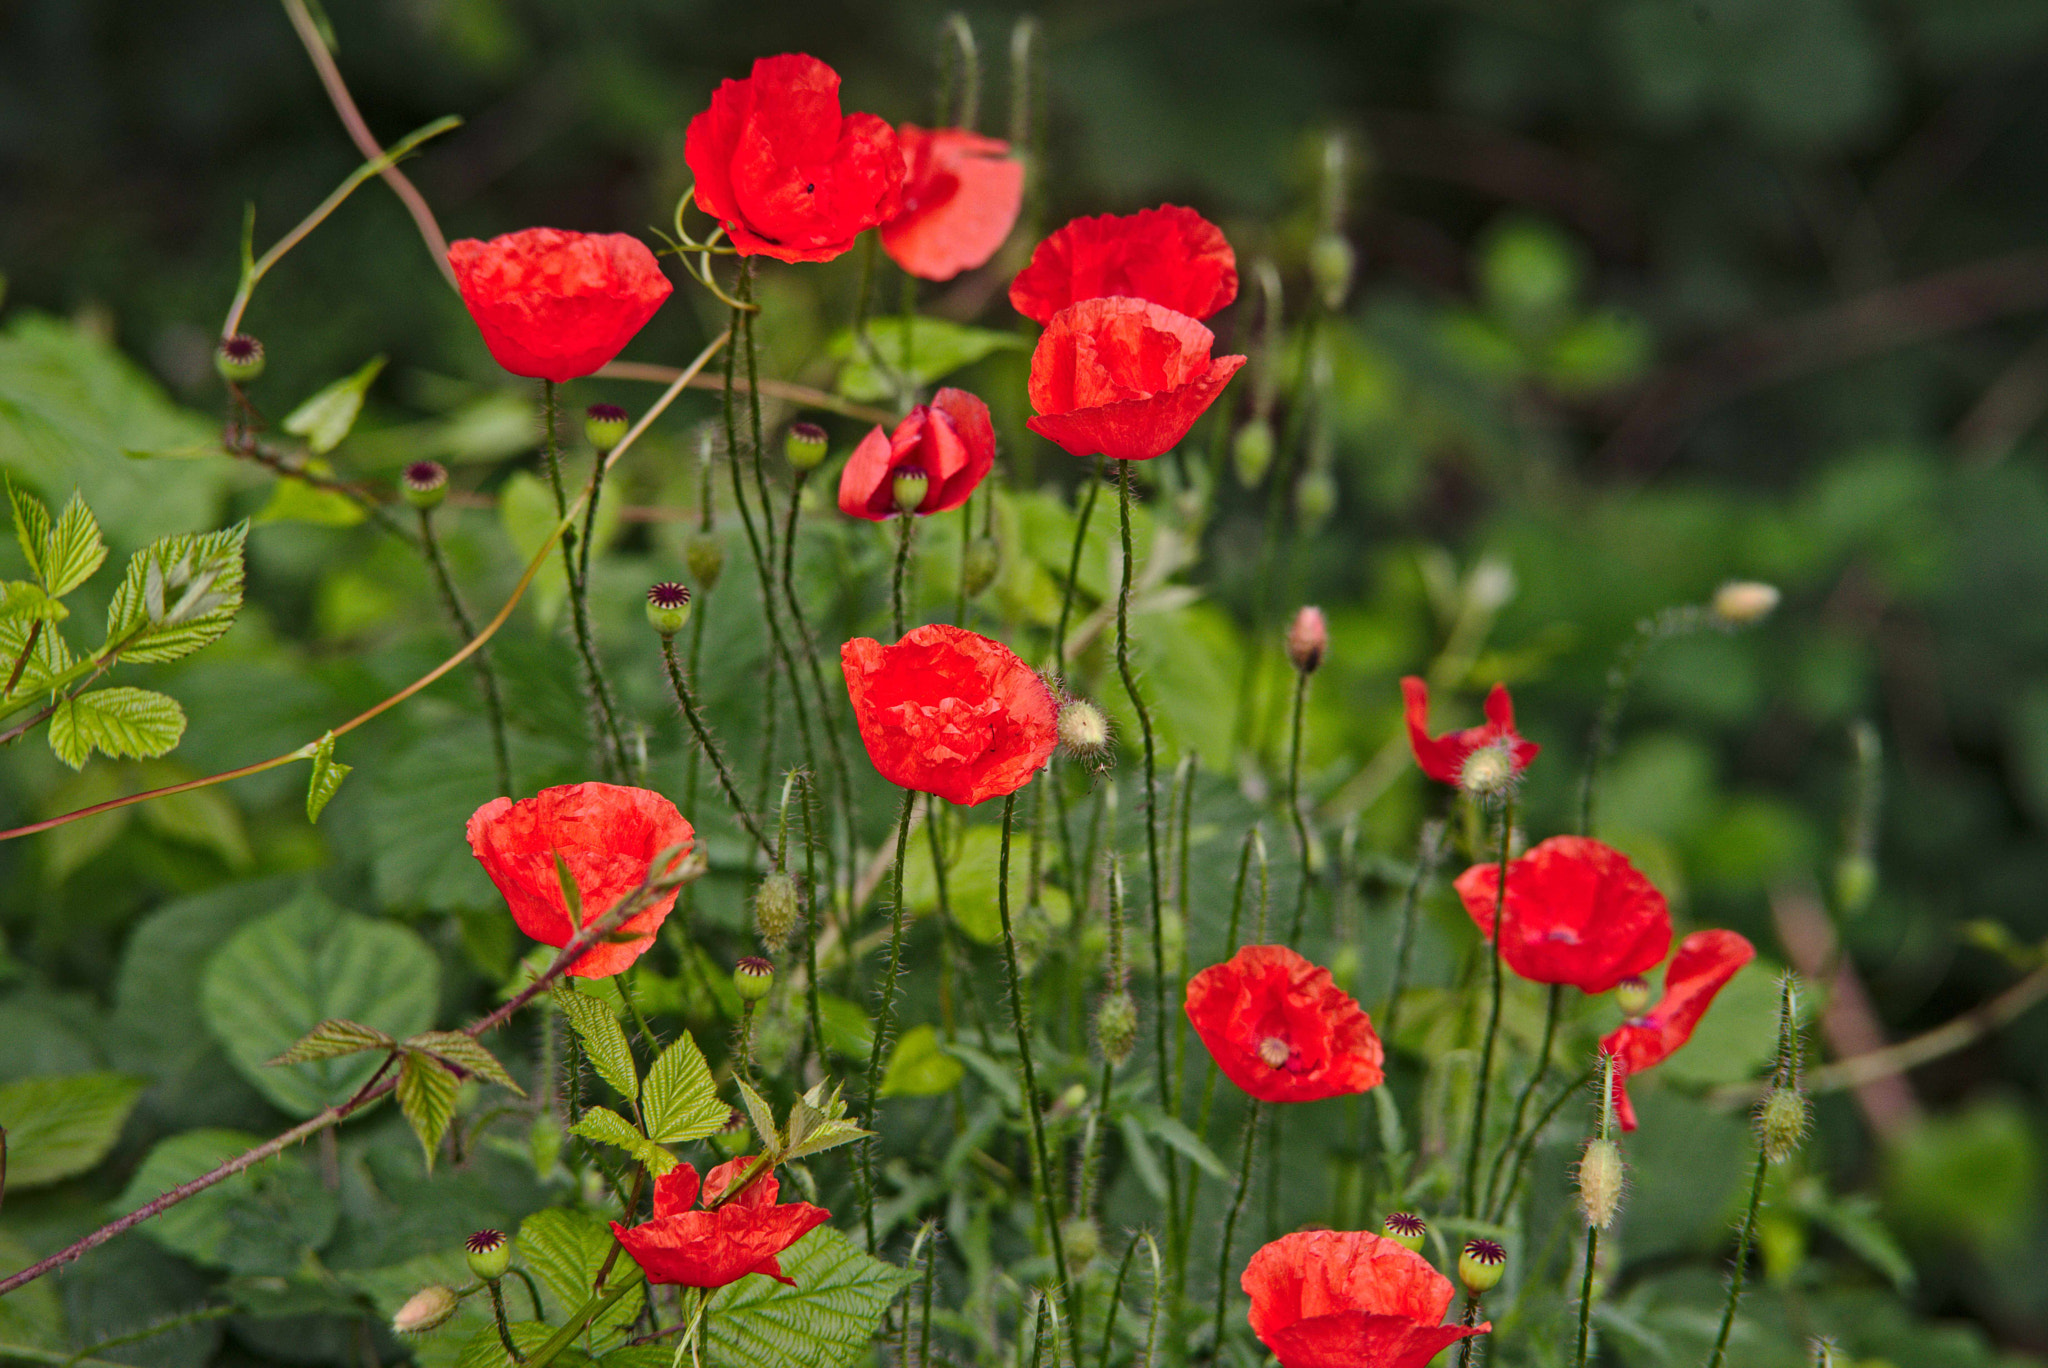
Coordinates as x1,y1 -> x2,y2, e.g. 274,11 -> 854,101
1025,297 -> 1245,461
836,389 -> 997,521
1185,946 -> 1384,1104
1400,676 -> 1540,787
1010,205 -> 1238,324
1600,928 -> 1758,1130
447,228 -> 672,382
1453,837 -> 1673,994
882,126 -> 1024,281
1242,1231 -> 1487,1368
611,1153 -> 828,1289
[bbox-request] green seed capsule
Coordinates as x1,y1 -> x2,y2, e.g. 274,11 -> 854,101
465,1229 -> 512,1282
216,333 -> 266,383
584,404 -> 630,451
1382,1212 -> 1427,1253
1232,419 -> 1275,487
645,582 -> 692,636
684,532 -> 724,592
1458,1239 -> 1506,1295
785,421 -> 829,471
733,956 -> 774,1002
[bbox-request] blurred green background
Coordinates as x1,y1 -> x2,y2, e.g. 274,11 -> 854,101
6,0 -> 2048,1364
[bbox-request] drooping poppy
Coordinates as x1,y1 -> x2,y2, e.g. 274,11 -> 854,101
837,388 -> 996,520
841,624 -> 1058,807
1600,928 -> 1758,1130
1452,836 -> 1672,995
1242,1229 -> 1490,1368
611,1156 -> 829,1288
684,53 -> 903,264
1400,677 -> 1540,789
1009,204 -> 1238,325
448,228 -> 673,383
1185,945 -> 1384,1104
466,783 -> 693,978
1025,297 -> 1246,461
880,126 -> 1024,281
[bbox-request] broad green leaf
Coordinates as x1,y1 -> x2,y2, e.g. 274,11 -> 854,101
0,1233 -> 64,1350
198,891 -> 440,1117
307,730 -> 350,823
0,1072 -> 143,1187
406,1030 -> 524,1094
515,1208 -> 642,1341
640,1030 -> 725,1144
46,686 -> 186,769
116,1128 -> 338,1274
456,1321 -> 588,1368
8,482 -> 53,585
0,580 -> 67,622
825,316 -> 1026,403
397,1050 -> 459,1169
1135,1108 -> 1231,1181
102,523 -> 247,664
283,355 -> 386,454
269,1017 -> 393,1065
879,1024 -> 964,1098
0,614 -> 75,705
570,1105 -> 678,1176
40,490 -> 108,595
553,986 -> 637,1102
702,1228 -> 914,1368
255,460 -> 368,527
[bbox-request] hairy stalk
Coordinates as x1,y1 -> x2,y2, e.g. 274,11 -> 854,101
777,464 -> 857,922
659,635 -> 773,861
1579,605 -> 1707,835
892,512 -> 916,639
859,790 -> 919,1252
489,1281 -> 525,1363
1053,457 -> 1105,669
1486,983 -> 1563,1216
417,507 -> 512,795
1380,818 -> 1446,1047
1575,1225 -> 1600,1368
1099,1234 -> 1144,1368
797,773 -> 827,1069
1285,667 -> 1314,941
1456,1296 -> 1484,1368
682,458 -> 715,826
1462,796 -> 1515,1217
541,380 -> 630,779
1210,1100 -> 1263,1364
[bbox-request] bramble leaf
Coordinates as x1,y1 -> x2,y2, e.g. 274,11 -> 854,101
268,1017 -> 394,1065
40,490 -> 107,596
639,1029 -> 726,1145
283,355 -> 386,454
397,1049 -> 459,1169
103,522 -> 247,664
569,1105 -> 678,1176
0,1072 -> 144,1188
702,1228 -> 914,1368
407,1029 -> 524,1094
553,985 -> 637,1102
46,686 -> 186,769
306,730 -> 351,824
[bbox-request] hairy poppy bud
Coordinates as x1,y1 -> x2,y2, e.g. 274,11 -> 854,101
1712,580 -> 1780,627
962,538 -> 1000,597
1382,1212 -> 1427,1253
646,581 -> 692,636
1093,989 -> 1138,1067
1458,740 -> 1517,800
1457,1239 -> 1506,1295
465,1229 -> 512,1281
392,1285 -> 461,1335
401,460 -> 449,510
733,956 -> 774,1002
1578,1138 -> 1625,1229
1757,1086 -> 1808,1164
753,871 -> 799,952
1060,1216 -> 1102,1270
1834,853 -> 1876,918
1614,976 -> 1651,1019
785,421 -> 829,471
1310,232 -> 1356,309
1058,699 -> 1113,761
585,403 -> 630,451
1232,418 -> 1275,487
1297,467 -> 1337,527
892,465 -> 929,514
1287,606 -> 1327,674
216,333 -> 265,383
684,531 -> 724,591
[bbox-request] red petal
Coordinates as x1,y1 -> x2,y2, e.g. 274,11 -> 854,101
1010,204 -> 1238,324
448,229 -> 672,382
1452,837 -> 1672,994
1185,946 -> 1384,1104
882,126 -> 1025,281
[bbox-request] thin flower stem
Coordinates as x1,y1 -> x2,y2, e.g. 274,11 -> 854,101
578,446 -> 608,592
777,465 -> 858,922
892,513 -> 916,640
542,379 -> 630,779
1456,1295 -> 1484,1368
417,507 -> 512,795
955,498 -> 972,624
1492,1066 -> 1598,1223
1285,667 -> 1313,942
1053,458 -> 1105,669
797,773 -> 827,1069
1486,983 -> 1563,1217
1578,605 -> 1708,836
1462,796 -> 1515,1217
489,1281 -> 526,1363
1379,818 -> 1445,1049
1706,1145 -> 1771,1368
859,789 -> 918,1253
1575,1225 -> 1600,1368
659,635 -> 773,861
1098,1234 -> 1144,1368
1209,1099 -> 1263,1365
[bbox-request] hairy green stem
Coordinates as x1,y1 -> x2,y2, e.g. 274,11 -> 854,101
1379,818 -> 1445,1048
659,635 -> 773,860
417,507 -> 512,795
1462,796 -> 1515,1217
1707,1145 -> 1771,1368
542,379 -> 629,779
1575,1225 -> 1600,1368
1285,666 -> 1313,942
859,789 -> 918,1253
777,464 -> 858,921
1491,1065 -> 1598,1227
892,512 -> 916,640
1210,1100 -> 1263,1364
1487,983 -> 1563,1216
1053,458 -> 1104,670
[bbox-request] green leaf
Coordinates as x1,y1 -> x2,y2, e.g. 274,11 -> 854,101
307,731 -> 351,824
269,1017 -> 394,1065
639,1030 -> 726,1144
0,1071 -> 143,1187
103,522 -> 247,664
46,686 -> 186,769
569,1105 -> 678,1176
198,890 -> 440,1117
735,1076 -> 779,1155
8,481 -> 52,584
116,1128 -> 338,1274
702,1228 -> 914,1368
552,985 -> 637,1102
783,1081 -> 870,1162
135,771 -> 253,868
0,579 -> 67,622
515,1208 -> 642,1341
457,1321 -> 586,1368
39,490 -> 108,595
406,1030 -> 524,1095
397,1050 -> 459,1169
254,460 -> 368,527
282,355 -> 386,454
1134,1107 -> 1231,1181
0,614 -> 75,704
825,317 -> 1026,403
879,1023 -> 964,1098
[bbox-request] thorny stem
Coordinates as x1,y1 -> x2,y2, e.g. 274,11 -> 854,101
1486,983 -> 1563,1217
1210,1100 -> 1263,1364
1456,1295 -> 1485,1368
1462,795 -> 1515,1217
659,635 -> 774,861
859,789 -> 918,1253
797,772 -> 827,1069
542,379 -> 630,780
418,507 -> 512,795
1285,666 -> 1314,942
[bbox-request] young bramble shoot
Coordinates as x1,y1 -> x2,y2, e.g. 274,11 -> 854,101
1713,579 -> 1781,627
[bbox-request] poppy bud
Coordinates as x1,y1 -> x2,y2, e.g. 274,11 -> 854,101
392,1285 -> 461,1335
1058,699 -> 1113,760
1093,989 -> 1138,1067
1232,418 -> 1275,487
401,460 -> 449,510
1286,606 -> 1327,674
785,421 -> 829,471
685,531 -> 724,591
1060,1216 -> 1102,1270
1757,1086 -> 1808,1164
1458,740 -> 1517,800
712,1105 -> 751,1155
1298,468 -> 1338,527
216,333 -> 266,383
1382,1212 -> 1427,1253
465,1229 -> 512,1281
892,465 -> 929,514
753,870 -> 799,952
645,581 -> 692,637
962,538 -> 1000,597
1712,580 -> 1780,627
1834,853 -> 1876,917
584,403 -> 630,451
1614,976 -> 1651,1019
1310,232 -> 1356,309
1457,1239 -> 1506,1296
733,956 -> 774,1002
1578,1138 -> 1625,1229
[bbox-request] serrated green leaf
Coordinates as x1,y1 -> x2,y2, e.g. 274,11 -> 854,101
0,615 -> 75,706
103,523 -> 247,664
569,1105 -> 678,1176
40,490 -> 107,595
407,1030 -> 524,1095
268,1017 -> 394,1065
457,1321 -> 587,1368
397,1050 -> 459,1169
46,686 -> 186,769
307,731 -> 351,824
116,1128 -> 337,1274
553,985 -> 637,1102
283,355 -> 386,454
879,1023 -> 964,1098
255,460 -> 367,527
515,1208 -> 642,1342
825,316 -> 1026,403
782,1118 -> 868,1163
702,1228 -> 914,1368
735,1076 -> 779,1155
0,580 -> 67,622
640,1030 -> 725,1144
0,1072 -> 144,1187
8,482 -> 51,585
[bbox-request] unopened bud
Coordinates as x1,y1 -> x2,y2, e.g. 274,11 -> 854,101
646,581 -> 692,636
1310,233 -> 1357,309
1297,468 -> 1337,526
392,1285 -> 461,1335
216,333 -> 266,383
1458,742 -> 1516,800
401,460 -> 449,510
785,421 -> 829,471
1382,1212 -> 1426,1253
1058,699 -> 1112,760
684,531 -> 724,591
1232,418 -> 1275,487
733,956 -> 774,1003
1834,853 -> 1876,917
1712,580 -> 1780,627
892,465 -> 929,514
1615,977 -> 1651,1019
1093,990 -> 1138,1067
1287,606 -> 1327,674
962,538 -> 1000,597
465,1229 -> 512,1281
1757,1086 -> 1809,1164
753,871 -> 799,953
1060,1216 -> 1102,1270
1457,1239 -> 1506,1295
584,403 -> 630,451
1578,1138 -> 1625,1229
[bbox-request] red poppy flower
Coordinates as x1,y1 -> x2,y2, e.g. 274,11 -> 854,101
837,388 -> 995,520
1025,297 -> 1246,461
1009,205 -> 1238,325
1452,837 -> 1672,995
841,624 -> 1057,806
1600,929 -> 1757,1130
880,126 -> 1024,281
1184,945 -> 1385,1104
1242,1230 -> 1489,1368
1400,677 -> 1540,788
684,53 -> 903,264
448,228 -> 673,383
465,783 -> 693,978
611,1156 -> 829,1288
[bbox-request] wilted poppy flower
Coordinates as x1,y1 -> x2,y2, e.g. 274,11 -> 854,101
1400,677 -> 1539,790
1452,836 -> 1672,995
841,624 -> 1057,806
466,783 -> 693,978
611,1156 -> 829,1288
1025,297 -> 1246,461
448,228 -> 672,383
1242,1230 -> 1489,1368
1600,929 -> 1757,1130
837,388 -> 995,520
1009,204 -> 1238,325
685,53 -> 902,264
1184,945 -> 1384,1104
880,126 -> 1024,281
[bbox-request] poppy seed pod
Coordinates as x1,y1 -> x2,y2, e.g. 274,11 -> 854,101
1578,1138 -> 1625,1229
891,465 -> 930,514
646,582 -> 693,637
684,531 -> 724,591
1287,606 -> 1328,674
1712,580 -> 1780,627
962,538 -> 1000,597
785,421 -> 829,471
1458,1239 -> 1507,1295
392,1285 -> 461,1335
1458,742 -> 1517,800
1093,989 -> 1138,1067
733,956 -> 774,1003
216,333 -> 266,383
1382,1212 -> 1427,1253
465,1229 -> 512,1281
585,404 -> 630,451
753,871 -> 799,952
1615,976 -> 1652,1019
401,461 -> 449,510
1232,418 -> 1275,487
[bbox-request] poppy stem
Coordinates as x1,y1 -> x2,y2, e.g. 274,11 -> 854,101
1491,1064 -> 1598,1223
794,770 -> 827,1072
1285,665 -> 1314,942
1209,1099 -> 1263,1364
1456,1294 -> 1484,1368
777,464 -> 858,921
1379,816 -> 1446,1050
1053,457 -> 1104,671
1706,1136 -> 1772,1368
892,511 -> 917,639
1486,983 -> 1564,1218
1462,795 -> 1515,1217
489,1279 -> 526,1362
1573,1224 -> 1600,1367
659,634 -> 774,861
415,505 -> 513,796
859,788 -> 919,1253
541,379 -> 632,781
